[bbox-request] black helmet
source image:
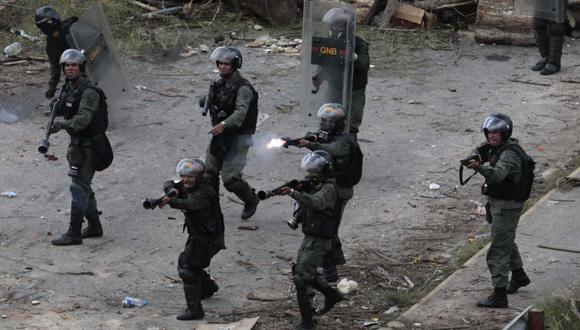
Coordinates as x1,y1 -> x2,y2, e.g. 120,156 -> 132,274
481,113 -> 513,141
175,158 -> 206,177
317,103 -> 346,133
300,150 -> 333,179
35,6 -> 61,35
210,46 -> 243,70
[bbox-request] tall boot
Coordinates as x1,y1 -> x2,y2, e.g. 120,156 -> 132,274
176,284 -> 204,321
541,35 -> 564,75
507,268 -> 531,294
200,271 -> 219,299
311,276 -> 344,315
295,290 -> 315,330
532,30 -> 549,71
52,208 -> 83,246
226,180 -> 259,220
477,287 -> 508,308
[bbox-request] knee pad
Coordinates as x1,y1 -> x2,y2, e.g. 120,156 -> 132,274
548,22 -> 565,36
223,177 -> 244,192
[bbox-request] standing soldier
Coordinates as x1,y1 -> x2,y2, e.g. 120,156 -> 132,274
35,6 -> 78,98
202,46 -> 260,220
279,151 -> 344,330
158,159 -> 225,320
465,113 -> 534,308
528,0 -> 568,75
311,7 -> 370,139
293,103 -> 361,282
49,49 -> 110,246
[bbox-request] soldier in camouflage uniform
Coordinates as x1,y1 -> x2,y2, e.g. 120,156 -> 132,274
466,113 -> 533,308
49,49 -> 107,246
202,47 -> 260,220
35,6 -> 78,98
159,159 -> 225,320
295,103 -> 356,282
279,151 -> 344,330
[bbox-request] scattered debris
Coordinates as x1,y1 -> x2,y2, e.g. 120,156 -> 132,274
363,321 -> 378,327
428,183 -> 441,190
44,154 -> 58,161
384,306 -> 400,315
31,300 -> 40,305
403,275 -> 415,289
121,296 -> 148,307
337,278 -> 359,294
195,317 -> 259,330
1,191 -> 17,198
9,28 -> 39,42
537,245 -> 580,254
3,42 -> 22,58
238,225 -> 258,231
246,290 -> 286,301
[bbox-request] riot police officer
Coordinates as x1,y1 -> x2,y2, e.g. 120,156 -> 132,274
279,151 -> 344,330
159,159 -> 225,320
202,46 -> 260,220
466,113 -> 533,308
315,7 -> 370,138
49,49 -> 108,246
35,6 -> 78,98
531,1 -> 567,75
295,103 -> 358,282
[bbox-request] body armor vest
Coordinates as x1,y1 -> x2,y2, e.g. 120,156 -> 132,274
484,141 -> 533,202
181,182 -> 225,237
210,76 -> 258,134
298,183 -> 339,238
60,83 -> 107,138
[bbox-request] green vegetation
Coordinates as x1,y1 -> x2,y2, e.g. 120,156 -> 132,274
538,297 -> 580,330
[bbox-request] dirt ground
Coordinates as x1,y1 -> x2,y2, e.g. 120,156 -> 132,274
1,16 -> 580,330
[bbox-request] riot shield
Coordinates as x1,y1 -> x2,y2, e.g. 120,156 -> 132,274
67,2 -> 127,105
301,0 -> 355,131
514,0 -> 567,23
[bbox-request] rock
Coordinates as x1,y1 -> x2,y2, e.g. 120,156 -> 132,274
386,320 -> 406,328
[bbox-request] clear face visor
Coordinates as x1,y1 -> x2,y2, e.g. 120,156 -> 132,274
210,47 -> 237,64
481,116 -> 510,134
175,159 -> 204,177
300,153 -> 330,176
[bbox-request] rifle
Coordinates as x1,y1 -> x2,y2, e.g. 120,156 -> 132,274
199,79 -> 221,117
143,189 -> 178,209
282,131 -> 329,148
37,99 -> 61,154
257,179 -> 312,200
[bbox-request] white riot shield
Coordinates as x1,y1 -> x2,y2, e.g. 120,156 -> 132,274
515,0 -> 567,23
301,0 -> 355,131
67,2 -> 127,105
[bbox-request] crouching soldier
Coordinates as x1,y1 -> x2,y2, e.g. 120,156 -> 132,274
279,151 -> 344,330
159,159 -> 225,320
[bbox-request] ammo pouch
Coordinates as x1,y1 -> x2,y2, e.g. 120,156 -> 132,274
209,135 -> 226,158
485,202 -> 492,224
92,134 -> 114,171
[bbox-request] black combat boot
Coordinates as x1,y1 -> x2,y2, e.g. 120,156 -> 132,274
228,180 -> 259,220
81,211 -> 103,239
311,276 -> 344,315
532,30 -> 549,71
176,284 -> 204,321
51,209 -> 83,246
477,287 -> 508,308
507,268 -> 531,294
295,290 -> 315,330
541,36 -> 563,75
200,271 -> 219,299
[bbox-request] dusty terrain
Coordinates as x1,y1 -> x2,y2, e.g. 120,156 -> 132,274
1,16 -> 580,330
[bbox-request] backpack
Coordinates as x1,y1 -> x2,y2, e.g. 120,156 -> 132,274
83,86 -> 113,171
335,136 -> 363,188
505,144 -> 535,202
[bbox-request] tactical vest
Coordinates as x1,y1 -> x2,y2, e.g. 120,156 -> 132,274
46,17 -> 77,58
328,133 -> 362,188
181,182 -> 225,237
484,141 -> 534,202
210,76 -> 258,134
298,183 -> 339,238
60,83 -> 107,138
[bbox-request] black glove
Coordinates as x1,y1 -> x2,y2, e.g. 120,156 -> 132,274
45,87 -> 56,98
49,121 -> 64,134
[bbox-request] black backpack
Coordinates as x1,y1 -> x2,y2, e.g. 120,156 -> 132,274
83,86 -> 113,171
504,144 -> 535,202
335,136 -> 363,188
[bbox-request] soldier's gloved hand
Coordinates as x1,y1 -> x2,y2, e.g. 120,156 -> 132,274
45,87 -> 56,99
49,121 -> 64,134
